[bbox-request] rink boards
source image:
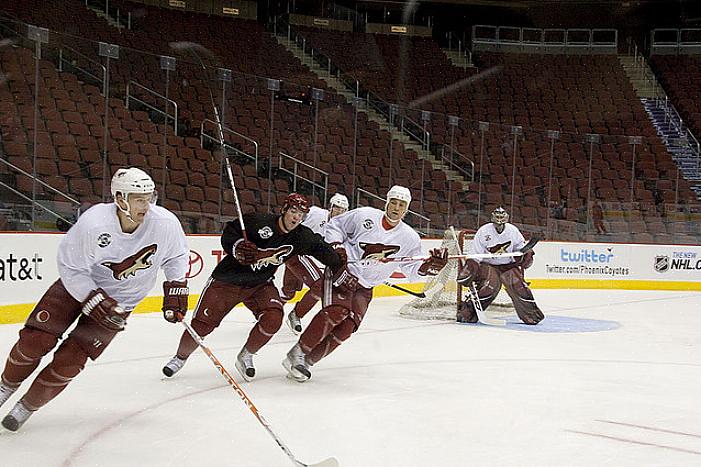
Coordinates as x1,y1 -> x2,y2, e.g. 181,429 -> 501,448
1,232 -> 700,323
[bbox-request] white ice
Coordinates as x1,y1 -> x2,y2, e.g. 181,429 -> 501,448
1,289 -> 700,467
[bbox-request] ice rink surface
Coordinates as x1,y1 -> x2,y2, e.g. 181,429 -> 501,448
1,289 -> 700,467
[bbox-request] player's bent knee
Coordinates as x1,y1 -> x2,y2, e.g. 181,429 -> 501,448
322,305 -> 349,326
258,308 -> 283,334
53,339 -> 89,378
333,318 -> 355,341
18,327 -> 59,358
191,318 -> 217,338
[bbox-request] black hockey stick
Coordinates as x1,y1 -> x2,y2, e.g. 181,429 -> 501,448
383,282 -> 426,298
181,321 -> 339,467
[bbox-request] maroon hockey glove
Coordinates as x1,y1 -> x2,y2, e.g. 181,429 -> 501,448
81,288 -> 126,332
235,239 -> 258,265
521,250 -> 534,269
418,248 -> 448,276
333,244 -> 348,265
162,280 -> 189,323
457,259 -> 480,285
332,268 -> 359,293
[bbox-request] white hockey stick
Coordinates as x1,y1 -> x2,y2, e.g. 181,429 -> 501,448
449,226 -> 505,326
181,321 -> 339,467
351,251 -> 524,266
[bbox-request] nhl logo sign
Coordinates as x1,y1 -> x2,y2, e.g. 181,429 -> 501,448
654,255 -> 670,273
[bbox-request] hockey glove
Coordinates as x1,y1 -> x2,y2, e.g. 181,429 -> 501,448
162,280 -> 189,323
521,250 -> 534,269
234,239 -> 258,265
332,244 -> 348,265
418,248 -> 448,276
456,259 -> 480,285
332,268 -> 359,293
81,288 -> 126,332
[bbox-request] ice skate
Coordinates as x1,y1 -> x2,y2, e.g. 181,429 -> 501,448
0,382 -> 17,409
235,347 -> 256,381
286,311 -> 302,335
162,356 -> 187,377
282,343 -> 311,382
2,401 -> 33,432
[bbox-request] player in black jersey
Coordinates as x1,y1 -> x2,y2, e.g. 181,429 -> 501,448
162,193 -> 349,381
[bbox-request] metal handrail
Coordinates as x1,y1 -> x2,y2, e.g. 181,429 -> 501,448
435,144 -> 475,182
125,80 -> 178,135
58,45 -> 106,90
200,119 -> 259,170
355,187 -> 431,236
0,157 -> 80,206
0,181 -> 76,228
278,152 -> 329,202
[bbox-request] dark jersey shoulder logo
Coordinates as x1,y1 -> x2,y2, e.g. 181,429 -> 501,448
359,242 -> 400,260
102,244 -> 157,280
251,245 -> 294,271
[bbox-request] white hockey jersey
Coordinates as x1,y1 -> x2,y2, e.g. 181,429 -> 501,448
325,207 -> 425,288
470,222 -> 526,266
303,206 -> 330,236
57,203 -> 189,311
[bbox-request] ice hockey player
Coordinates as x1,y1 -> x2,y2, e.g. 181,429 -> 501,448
282,185 -> 449,382
456,207 -> 543,325
161,193 -> 347,382
281,193 -> 349,335
0,168 -> 190,431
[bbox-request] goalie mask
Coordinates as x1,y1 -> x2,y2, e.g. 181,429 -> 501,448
111,167 -> 156,220
491,207 -> 509,233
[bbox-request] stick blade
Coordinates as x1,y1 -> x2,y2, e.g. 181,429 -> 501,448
306,457 -> 340,467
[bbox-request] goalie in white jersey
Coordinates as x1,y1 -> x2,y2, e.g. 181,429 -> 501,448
281,193 -> 349,334
282,186 -> 449,382
457,207 -> 544,325
0,168 -> 190,431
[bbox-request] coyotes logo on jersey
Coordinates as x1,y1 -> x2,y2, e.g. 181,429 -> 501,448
102,244 -> 157,280
488,241 -> 511,254
359,242 -> 400,260
251,245 -> 294,271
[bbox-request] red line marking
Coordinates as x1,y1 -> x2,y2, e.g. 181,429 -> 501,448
596,419 -> 701,439
566,430 -> 701,455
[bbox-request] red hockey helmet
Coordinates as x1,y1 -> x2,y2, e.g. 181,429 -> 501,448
282,193 -> 310,214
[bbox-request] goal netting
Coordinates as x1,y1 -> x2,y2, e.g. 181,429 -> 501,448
398,229 -> 514,321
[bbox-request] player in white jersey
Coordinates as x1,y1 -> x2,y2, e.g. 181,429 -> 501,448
0,168 -> 189,431
456,207 -> 543,325
281,186 -> 448,382
281,193 -> 349,334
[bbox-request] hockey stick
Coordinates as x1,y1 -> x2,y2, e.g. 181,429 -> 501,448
170,41 -> 247,239
449,226 -> 505,326
181,321 -> 339,467
383,282 -> 426,298
351,251 -> 525,266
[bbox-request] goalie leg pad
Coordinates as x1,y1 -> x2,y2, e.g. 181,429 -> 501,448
457,265 -> 501,322
1,328 -> 58,388
21,338 -> 88,411
500,269 -> 544,325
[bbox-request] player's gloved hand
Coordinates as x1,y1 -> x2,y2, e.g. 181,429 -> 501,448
456,259 -> 480,285
521,250 -> 534,269
81,288 -> 127,332
332,268 -> 358,293
235,239 -> 258,265
162,280 -> 189,323
332,244 -> 348,265
418,248 -> 448,276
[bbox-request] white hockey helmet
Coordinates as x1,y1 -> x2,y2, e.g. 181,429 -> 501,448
329,193 -> 349,210
491,207 -> 509,225
111,167 -> 155,199
386,185 -> 412,206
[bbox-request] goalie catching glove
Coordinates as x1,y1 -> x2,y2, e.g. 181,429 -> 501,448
81,288 -> 127,332
418,248 -> 448,276
234,239 -> 258,265
162,280 -> 189,323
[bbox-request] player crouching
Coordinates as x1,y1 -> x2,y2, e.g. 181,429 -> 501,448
456,207 -> 544,325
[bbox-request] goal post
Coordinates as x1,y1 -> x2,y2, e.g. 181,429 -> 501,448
398,229 -> 514,321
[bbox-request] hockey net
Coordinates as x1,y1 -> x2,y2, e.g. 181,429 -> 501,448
398,229 -> 514,321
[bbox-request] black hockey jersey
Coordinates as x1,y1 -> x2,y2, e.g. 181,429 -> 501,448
212,213 -> 343,286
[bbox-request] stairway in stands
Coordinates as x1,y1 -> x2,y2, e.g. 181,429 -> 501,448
642,97 -> 701,198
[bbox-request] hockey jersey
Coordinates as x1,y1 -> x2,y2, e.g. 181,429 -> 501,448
212,213 -> 343,286
57,203 -> 189,311
471,222 -> 526,265
324,207 -> 425,288
303,206 -> 330,235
